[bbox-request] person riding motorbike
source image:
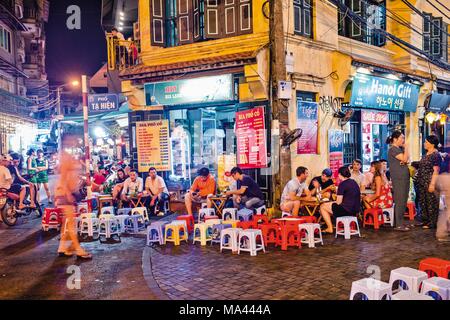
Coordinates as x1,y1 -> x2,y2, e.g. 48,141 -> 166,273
0,154 -> 13,191
8,153 -> 36,209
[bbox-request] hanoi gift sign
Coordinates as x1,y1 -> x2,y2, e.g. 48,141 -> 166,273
88,94 -> 119,113
350,73 -> 420,112
145,74 -> 234,106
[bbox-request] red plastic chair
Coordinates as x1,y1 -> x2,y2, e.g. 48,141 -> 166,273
419,258 -> 450,279
237,220 -> 257,229
363,208 -> 384,230
259,223 -> 279,245
275,220 -> 302,250
176,215 -> 195,233
42,208 -> 64,230
404,202 -> 416,221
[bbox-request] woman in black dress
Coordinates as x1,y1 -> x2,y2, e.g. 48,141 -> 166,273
417,135 -> 441,229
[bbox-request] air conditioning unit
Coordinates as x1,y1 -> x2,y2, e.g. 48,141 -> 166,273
15,4 -> 23,19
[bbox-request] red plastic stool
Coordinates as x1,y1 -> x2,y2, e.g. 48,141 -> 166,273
405,202 -> 416,221
176,215 -> 195,233
254,214 -> 270,226
298,216 -> 317,224
260,223 -> 279,245
276,224 -> 301,250
419,258 -> 450,279
363,208 -> 384,230
237,220 -> 257,229
42,208 -> 64,231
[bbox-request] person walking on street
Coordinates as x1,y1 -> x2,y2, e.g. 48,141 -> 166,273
387,131 -> 410,231
416,135 -> 441,229
36,150 -> 51,204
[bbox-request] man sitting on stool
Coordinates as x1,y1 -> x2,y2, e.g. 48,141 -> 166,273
185,167 -> 216,216
225,167 -> 265,210
121,170 -> 144,207
144,167 -> 169,216
280,166 -> 314,216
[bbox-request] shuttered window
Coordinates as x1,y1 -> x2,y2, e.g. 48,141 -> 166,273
151,0 -> 252,47
423,13 -> 448,62
293,0 -> 313,38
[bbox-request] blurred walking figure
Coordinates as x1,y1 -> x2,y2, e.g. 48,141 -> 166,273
436,171 -> 450,242
55,136 -> 92,259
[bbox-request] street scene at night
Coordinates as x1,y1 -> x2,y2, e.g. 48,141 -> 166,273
0,0 -> 449,310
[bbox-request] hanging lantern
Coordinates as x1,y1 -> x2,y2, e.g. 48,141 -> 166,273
425,112 -> 436,124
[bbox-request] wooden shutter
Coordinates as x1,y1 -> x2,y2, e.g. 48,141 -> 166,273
150,0 -> 166,47
431,17 -> 442,57
238,0 -> 252,35
224,0 -> 237,36
423,13 -> 432,54
177,0 -> 194,44
193,0 -> 201,41
205,0 -> 221,38
350,0 -> 364,41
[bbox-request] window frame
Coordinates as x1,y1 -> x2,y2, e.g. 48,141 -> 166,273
293,0 -> 313,39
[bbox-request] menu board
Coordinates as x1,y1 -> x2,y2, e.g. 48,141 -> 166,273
297,101 -> 319,154
328,129 -> 344,180
236,107 -> 268,169
136,120 -> 171,172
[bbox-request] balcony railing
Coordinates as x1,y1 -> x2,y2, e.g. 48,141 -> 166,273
106,34 -> 140,71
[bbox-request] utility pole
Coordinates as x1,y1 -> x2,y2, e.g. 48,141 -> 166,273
270,0 -> 291,211
57,87 -> 62,152
82,75 -> 92,202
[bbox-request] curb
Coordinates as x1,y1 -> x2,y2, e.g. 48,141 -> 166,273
142,246 -> 170,300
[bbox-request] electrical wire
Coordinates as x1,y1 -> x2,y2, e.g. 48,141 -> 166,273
432,0 -> 450,13
402,0 -> 450,38
425,0 -> 450,20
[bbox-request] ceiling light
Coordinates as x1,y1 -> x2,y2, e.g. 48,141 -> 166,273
356,67 -> 372,75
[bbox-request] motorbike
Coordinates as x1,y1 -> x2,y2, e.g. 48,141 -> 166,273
0,183 -> 43,227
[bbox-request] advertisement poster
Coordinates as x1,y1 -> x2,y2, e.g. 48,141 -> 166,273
361,110 -> 389,124
297,101 -> 319,154
328,129 -> 344,180
236,107 -> 268,169
136,120 -> 171,172
218,154 -> 237,190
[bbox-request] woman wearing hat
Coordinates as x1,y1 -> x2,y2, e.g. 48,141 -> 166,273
416,135 -> 442,229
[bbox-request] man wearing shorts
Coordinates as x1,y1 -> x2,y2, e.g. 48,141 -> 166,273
280,166 -> 313,216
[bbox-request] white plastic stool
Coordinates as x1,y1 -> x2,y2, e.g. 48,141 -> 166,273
79,216 -> 100,239
146,221 -> 169,246
220,228 -> 242,253
392,290 -> 433,300
282,212 -> 293,218
420,277 -> 450,300
193,223 -> 212,246
382,206 -> 395,227
115,215 -> 129,233
350,278 -> 392,300
125,214 -> 146,234
238,229 -> 265,256
198,208 -> 215,222
117,208 -> 132,216
335,216 -> 361,240
100,206 -> 115,216
132,207 -> 149,223
299,223 -> 323,248
201,203 -> 208,209
222,208 -> 237,221
389,267 -> 428,293
99,217 -> 120,241
204,218 -> 222,226
255,205 -> 267,215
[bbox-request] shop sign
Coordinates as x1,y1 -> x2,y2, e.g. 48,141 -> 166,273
328,129 -> 344,180
145,74 -> 234,106
297,101 -> 319,154
361,110 -> 389,124
236,107 -> 268,169
350,73 -> 420,112
136,120 -> 171,172
88,94 -> 119,113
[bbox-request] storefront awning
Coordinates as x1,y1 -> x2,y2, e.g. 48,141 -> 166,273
426,93 -> 450,114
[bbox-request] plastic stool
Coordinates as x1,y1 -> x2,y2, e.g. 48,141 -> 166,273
42,208 -> 63,231
97,196 -> 114,215
125,214 -> 146,234
260,223 -> 279,246
165,222 -> 188,246
276,223 -> 302,250
392,291 -> 433,300
419,258 -> 450,279
222,219 -> 239,228
115,215 -> 129,233
147,221 -> 169,245
132,207 -> 149,223
335,216 -> 361,240
382,206 -> 395,227
253,214 -> 269,226
220,228 -> 242,253
100,206 -> 115,216
363,208 -> 384,230
350,278 -> 392,300
193,223 -> 212,246
237,208 -> 253,222
389,267 -> 428,293
282,212 -> 293,218
405,202 -> 416,221
238,229 -> 265,256
198,208 -> 216,223
210,223 -> 232,245
420,277 -> 450,300
237,220 -> 257,229
99,217 -> 120,242
255,205 -> 267,215
204,216 -> 220,223
299,223 -> 323,248
79,216 -> 100,239
77,202 -> 89,215
117,208 -> 132,216
176,214 -> 195,233
222,208 -> 237,221
201,203 -> 208,209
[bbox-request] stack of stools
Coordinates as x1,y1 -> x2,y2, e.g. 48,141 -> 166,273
404,202 -> 416,221
210,222 -> 232,246
350,278 -> 392,300
222,208 -> 237,221
165,220 -> 188,246
132,207 -> 149,224
147,220 -> 169,246
274,219 -> 302,250
260,223 -> 279,246
298,223 -> 323,248
98,214 -> 121,242
117,208 -> 132,216
389,267 -> 428,293
42,208 -> 63,232
100,206 -> 115,216
237,208 -> 253,222
238,229 -> 265,256
335,216 -> 361,240
198,208 -> 216,223
220,228 -> 242,254
253,214 -> 269,227
419,257 -> 450,279
193,223 -> 212,246
255,205 -> 267,215
176,215 -> 195,233
420,277 -> 450,300
382,205 -> 395,227
79,213 -> 100,240
363,208 -> 384,230
125,212 -> 146,234
115,214 -> 129,234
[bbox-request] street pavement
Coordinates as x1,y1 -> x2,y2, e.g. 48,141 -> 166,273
0,180 -> 449,299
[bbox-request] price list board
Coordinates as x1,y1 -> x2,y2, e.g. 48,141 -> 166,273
136,120 -> 171,172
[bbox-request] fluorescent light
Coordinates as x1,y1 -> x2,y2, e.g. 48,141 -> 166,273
118,27 -> 123,31
119,22 -> 123,26
356,67 -> 371,74
386,74 -> 400,80
119,11 -> 124,16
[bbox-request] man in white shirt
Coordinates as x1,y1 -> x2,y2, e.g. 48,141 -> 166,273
280,166 -> 314,216
121,170 -> 143,204
0,154 -> 13,190
350,159 -> 366,191
144,167 -> 169,216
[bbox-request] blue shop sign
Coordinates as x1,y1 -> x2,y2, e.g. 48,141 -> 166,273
88,94 -> 119,113
350,73 -> 420,112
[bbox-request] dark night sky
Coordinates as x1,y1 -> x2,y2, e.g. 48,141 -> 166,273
46,0 -> 107,84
